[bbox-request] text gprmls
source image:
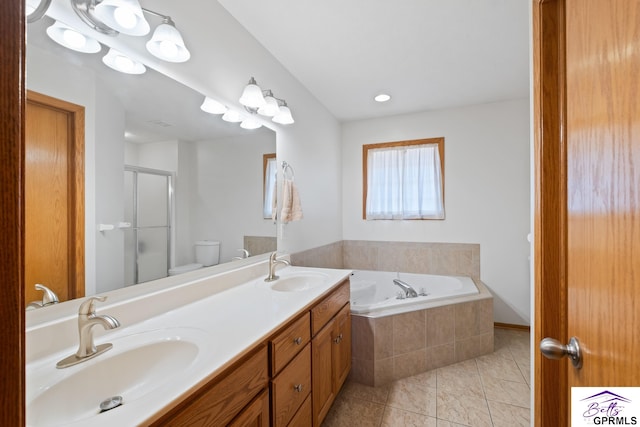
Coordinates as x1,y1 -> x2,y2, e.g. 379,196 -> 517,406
591,416 -> 637,425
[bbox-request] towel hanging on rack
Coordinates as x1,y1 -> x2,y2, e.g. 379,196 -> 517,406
276,161 -> 303,223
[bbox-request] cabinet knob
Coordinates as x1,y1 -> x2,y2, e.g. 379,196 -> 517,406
293,337 -> 302,345
293,384 -> 303,392
333,334 -> 343,344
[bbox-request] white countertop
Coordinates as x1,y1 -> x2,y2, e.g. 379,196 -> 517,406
26,263 -> 351,427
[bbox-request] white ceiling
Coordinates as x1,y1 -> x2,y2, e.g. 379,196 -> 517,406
218,0 -> 531,122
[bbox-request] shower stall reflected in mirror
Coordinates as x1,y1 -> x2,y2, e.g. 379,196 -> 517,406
124,166 -> 174,285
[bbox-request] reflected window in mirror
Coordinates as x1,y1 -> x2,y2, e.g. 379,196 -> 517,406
263,153 -> 277,219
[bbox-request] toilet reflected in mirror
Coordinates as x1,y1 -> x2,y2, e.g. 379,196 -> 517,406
169,241 -> 220,276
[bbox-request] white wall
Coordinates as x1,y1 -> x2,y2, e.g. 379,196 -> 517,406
342,99 -> 531,325
190,131 -> 277,263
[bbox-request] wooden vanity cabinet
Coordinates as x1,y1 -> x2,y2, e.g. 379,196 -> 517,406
149,278 -> 350,427
150,345 -> 269,427
311,281 -> 351,427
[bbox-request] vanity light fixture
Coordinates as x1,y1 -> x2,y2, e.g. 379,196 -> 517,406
68,0 -> 191,63
374,93 -> 391,103
93,0 -> 150,36
46,21 -> 102,53
26,0 -> 52,23
200,97 -> 227,115
257,90 -> 281,117
240,117 -> 262,130
102,48 -> 146,74
239,77 -> 266,109
272,101 -> 294,125
239,77 -> 295,125
145,17 -> 190,63
221,110 -> 244,123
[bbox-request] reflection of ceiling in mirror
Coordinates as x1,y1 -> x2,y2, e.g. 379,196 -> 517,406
27,17 -> 266,144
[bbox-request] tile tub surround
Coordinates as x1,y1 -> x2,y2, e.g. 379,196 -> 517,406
291,240 -> 480,280
349,281 -> 493,387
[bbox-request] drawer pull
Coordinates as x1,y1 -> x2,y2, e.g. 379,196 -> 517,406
293,337 -> 302,345
333,333 -> 343,344
293,384 -> 303,392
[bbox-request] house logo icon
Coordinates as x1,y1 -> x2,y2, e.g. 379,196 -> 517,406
572,388 -> 640,426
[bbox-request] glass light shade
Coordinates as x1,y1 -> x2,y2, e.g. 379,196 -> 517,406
146,21 -> 190,63
200,97 -> 227,115
240,117 -> 262,130
239,78 -> 266,109
221,110 -> 244,123
272,105 -> 294,125
94,0 -> 150,36
257,94 -> 280,117
102,48 -> 146,74
46,21 -> 101,53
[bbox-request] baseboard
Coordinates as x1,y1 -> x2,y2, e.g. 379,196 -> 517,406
494,322 -> 530,332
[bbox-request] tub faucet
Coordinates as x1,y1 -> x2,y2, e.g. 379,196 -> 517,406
393,279 -> 418,298
265,251 -> 290,282
56,296 -> 120,369
232,248 -> 251,260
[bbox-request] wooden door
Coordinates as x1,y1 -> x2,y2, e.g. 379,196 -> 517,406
25,91 -> 84,304
533,0 -> 640,425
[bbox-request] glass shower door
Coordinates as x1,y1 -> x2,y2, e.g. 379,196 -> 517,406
124,166 -> 173,285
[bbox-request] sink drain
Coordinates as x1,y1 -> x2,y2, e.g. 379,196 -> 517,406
99,396 -> 123,413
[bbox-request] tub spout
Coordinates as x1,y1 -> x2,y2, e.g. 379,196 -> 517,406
393,279 -> 418,298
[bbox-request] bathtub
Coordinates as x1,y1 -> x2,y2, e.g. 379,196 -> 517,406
349,270 -> 479,315
348,270 -> 493,386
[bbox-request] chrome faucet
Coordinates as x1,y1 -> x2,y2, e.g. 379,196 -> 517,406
232,248 -> 251,260
265,251 -> 290,282
26,283 -> 59,310
56,296 -> 120,369
393,279 -> 418,298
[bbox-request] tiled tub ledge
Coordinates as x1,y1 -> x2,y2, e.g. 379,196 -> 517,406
349,280 -> 494,387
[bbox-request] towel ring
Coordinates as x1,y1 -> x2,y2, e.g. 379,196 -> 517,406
282,161 -> 295,180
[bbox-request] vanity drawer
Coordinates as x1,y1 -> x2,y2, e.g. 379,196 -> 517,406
270,312 -> 310,375
311,280 -> 350,336
271,343 -> 311,427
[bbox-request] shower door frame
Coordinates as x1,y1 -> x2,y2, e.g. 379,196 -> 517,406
125,165 -> 175,285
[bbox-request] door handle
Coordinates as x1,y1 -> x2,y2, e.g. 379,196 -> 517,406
539,336 -> 583,369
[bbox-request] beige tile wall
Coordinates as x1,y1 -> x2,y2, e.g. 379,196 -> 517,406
290,240 -> 480,280
243,236 -> 277,258
290,240 -> 491,386
350,290 -> 494,386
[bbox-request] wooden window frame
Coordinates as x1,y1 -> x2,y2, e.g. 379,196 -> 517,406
362,137 -> 445,220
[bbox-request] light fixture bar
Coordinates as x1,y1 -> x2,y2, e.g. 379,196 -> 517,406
70,0 -> 119,36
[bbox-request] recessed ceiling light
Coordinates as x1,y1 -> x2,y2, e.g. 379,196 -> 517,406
374,93 -> 391,103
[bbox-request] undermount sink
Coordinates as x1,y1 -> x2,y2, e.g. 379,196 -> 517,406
270,272 -> 329,292
27,328 -> 206,427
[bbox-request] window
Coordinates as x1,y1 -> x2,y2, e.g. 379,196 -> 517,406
363,138 -> 445,220
263,153 -> 277,219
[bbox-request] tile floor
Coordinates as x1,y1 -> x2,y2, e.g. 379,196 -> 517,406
323,328 -> 530,427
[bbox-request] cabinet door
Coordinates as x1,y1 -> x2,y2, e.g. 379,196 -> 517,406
312,317 -> 335,427
228,390 -> 269,427
332,304 -> 351,390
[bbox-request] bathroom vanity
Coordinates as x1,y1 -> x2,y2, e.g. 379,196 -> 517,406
25,257 -> 351,427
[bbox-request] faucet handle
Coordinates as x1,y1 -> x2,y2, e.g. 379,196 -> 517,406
78,296 -> 107,316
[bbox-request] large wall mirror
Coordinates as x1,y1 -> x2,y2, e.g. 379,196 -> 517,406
25,8 -> 277,305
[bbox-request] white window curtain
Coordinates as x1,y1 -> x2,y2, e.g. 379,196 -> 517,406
366,143 -> 444,220
263,157 -> 277,219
